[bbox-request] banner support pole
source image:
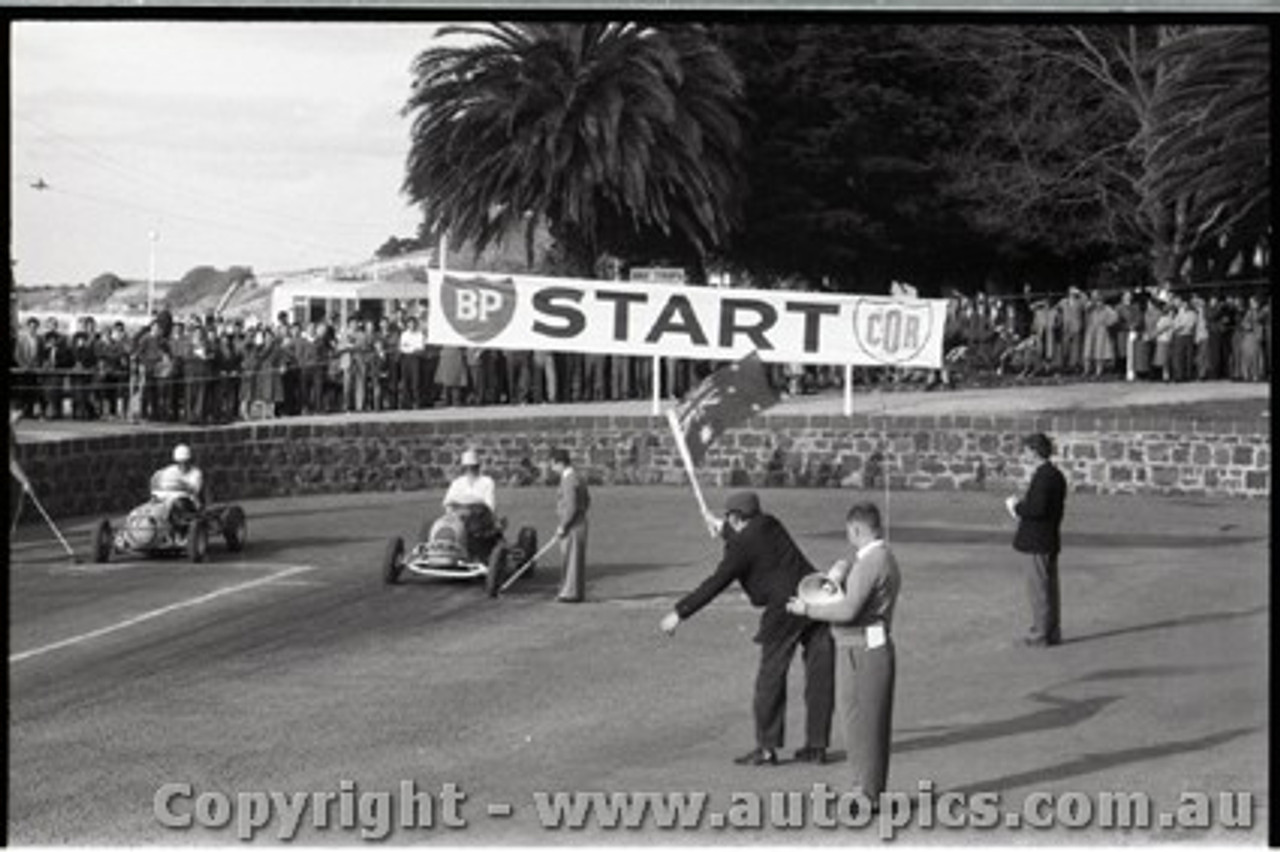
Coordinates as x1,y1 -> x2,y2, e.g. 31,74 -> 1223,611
651,355 -> 661,416
843,364 -> 854,417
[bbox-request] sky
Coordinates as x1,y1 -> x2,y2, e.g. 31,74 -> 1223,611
10,21 -> 465,286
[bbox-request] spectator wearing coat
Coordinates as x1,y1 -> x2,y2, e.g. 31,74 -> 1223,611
14,317 -> 43,418
1058,289 -> 1086,374
436,344 -> 469,407
1082,292 -> 1118,377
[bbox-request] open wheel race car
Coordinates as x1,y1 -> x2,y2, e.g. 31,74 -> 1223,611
382,505 -> 539,597
92,497 -> 247,564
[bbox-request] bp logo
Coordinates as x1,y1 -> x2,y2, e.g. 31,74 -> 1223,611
851,298 -> 935,365
439,275 -> 517,344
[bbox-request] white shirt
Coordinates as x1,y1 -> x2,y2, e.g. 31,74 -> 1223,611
443,474 -> 495,511
400,329 -> 425,354
152,463 -> 204,503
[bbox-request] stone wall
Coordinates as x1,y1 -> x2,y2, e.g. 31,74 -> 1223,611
12,411 -> 1269,520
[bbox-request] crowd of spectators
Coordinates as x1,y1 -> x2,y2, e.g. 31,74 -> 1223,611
10,285 -> 1269,425
933,285 -> 1271,388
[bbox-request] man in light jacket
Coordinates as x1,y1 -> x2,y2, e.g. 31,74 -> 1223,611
788,501 -> 899,806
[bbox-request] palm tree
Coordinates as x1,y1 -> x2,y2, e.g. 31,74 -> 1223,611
1143,26 -> 1270,276
402,22 -> 746,274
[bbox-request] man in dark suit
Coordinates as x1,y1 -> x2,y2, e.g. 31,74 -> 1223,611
1006,432 -> 1068,646
660,491 -> 835,767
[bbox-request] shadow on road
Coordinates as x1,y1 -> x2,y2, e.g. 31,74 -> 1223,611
947,726 -> 1260,796
1063,605 -> 1268,645
894,691 -> 1121,756
808,526 -> 1266,550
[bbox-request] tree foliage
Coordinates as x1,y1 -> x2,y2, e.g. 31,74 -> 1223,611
403,23 -> 746,274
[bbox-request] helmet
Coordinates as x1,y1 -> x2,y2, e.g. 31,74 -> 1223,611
460,449 -> 479,468
173,444 -> 192,463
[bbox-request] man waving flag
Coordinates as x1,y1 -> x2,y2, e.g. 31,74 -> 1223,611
666,352 -> 781,526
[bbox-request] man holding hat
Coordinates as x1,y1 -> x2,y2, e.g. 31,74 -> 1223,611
788,501 -> 900,806
661,491 -> 834,767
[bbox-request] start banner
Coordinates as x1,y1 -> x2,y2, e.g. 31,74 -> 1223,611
426,271 -> 947,368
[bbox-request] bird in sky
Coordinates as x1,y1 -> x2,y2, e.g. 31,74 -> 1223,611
30,178 -> 49,191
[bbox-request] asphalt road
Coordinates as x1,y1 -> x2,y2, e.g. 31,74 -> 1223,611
8,486 -> 1269,844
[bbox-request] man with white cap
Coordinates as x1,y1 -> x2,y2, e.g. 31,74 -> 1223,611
443,448 -> 496,512
151,443 -> 206,519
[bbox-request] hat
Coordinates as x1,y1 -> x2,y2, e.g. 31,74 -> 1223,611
724,491 -> 761,518
460,449 -> 479,467
173,444 -> 192,463
797,573 -> 845,608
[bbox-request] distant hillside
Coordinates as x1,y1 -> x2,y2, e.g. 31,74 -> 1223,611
164,265 -> 255,313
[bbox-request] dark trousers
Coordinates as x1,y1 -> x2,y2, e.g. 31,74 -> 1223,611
506,352 -> 533,404
1024,552 -> 1061,644
754,618 -> 834,751
302,365 -> 324,413
420,352 -> 438,407
44,371 -> 67,418
1170,335 -> 1194,382
837,640 -> 895,798
400,354 -> 421,408
185,362 -> 207,423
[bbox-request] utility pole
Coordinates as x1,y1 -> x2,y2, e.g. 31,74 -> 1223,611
147,229 -> 159,316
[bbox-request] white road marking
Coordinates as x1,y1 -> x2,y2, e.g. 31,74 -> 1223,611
46,560 -> 305,576
9,564 -> 319,664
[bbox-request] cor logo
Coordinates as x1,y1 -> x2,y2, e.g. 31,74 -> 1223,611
851,298 -> 934,365
440,275 -> 517,344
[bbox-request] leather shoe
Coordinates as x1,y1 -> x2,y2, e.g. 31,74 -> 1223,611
793,746 -> 829,764
733,748 -> 777,767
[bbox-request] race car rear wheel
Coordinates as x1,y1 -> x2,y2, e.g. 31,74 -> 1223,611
93,519 -> 113,564
383,537 -> 405,585
188,521 -> 209,563
485,544 -> 510,598
223,506 -> 247,552
516,527 -> 539,576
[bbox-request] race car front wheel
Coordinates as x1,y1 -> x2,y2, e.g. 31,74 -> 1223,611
485,544 -> 510,598
223,506 -> 247,552
516,527 -> 539,576
93,520 -> 113,564
383,537 -> 405,585
188,521 -> 209,563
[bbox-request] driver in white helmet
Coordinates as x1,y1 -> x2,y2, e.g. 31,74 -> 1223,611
151,443 -> 206,516
443,449 -> 495,513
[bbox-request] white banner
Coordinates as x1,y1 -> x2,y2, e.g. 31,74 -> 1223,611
426,271 -> 947,368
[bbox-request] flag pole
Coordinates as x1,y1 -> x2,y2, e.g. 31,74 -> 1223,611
21,483 -> 78,561
664,407 -> 710,519
11,487 -> 26,536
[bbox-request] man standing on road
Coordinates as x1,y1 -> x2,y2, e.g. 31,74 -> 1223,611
1005,432 -> 1068,646
787,501 -> 899,806
550,448 -> 590,602
660,491 -> 835,768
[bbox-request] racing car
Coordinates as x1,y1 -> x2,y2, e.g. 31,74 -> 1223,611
92,497 -> 247,564
382,505 -> 539,597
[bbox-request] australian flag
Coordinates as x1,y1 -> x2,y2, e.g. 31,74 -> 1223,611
672,352 -> 782,465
